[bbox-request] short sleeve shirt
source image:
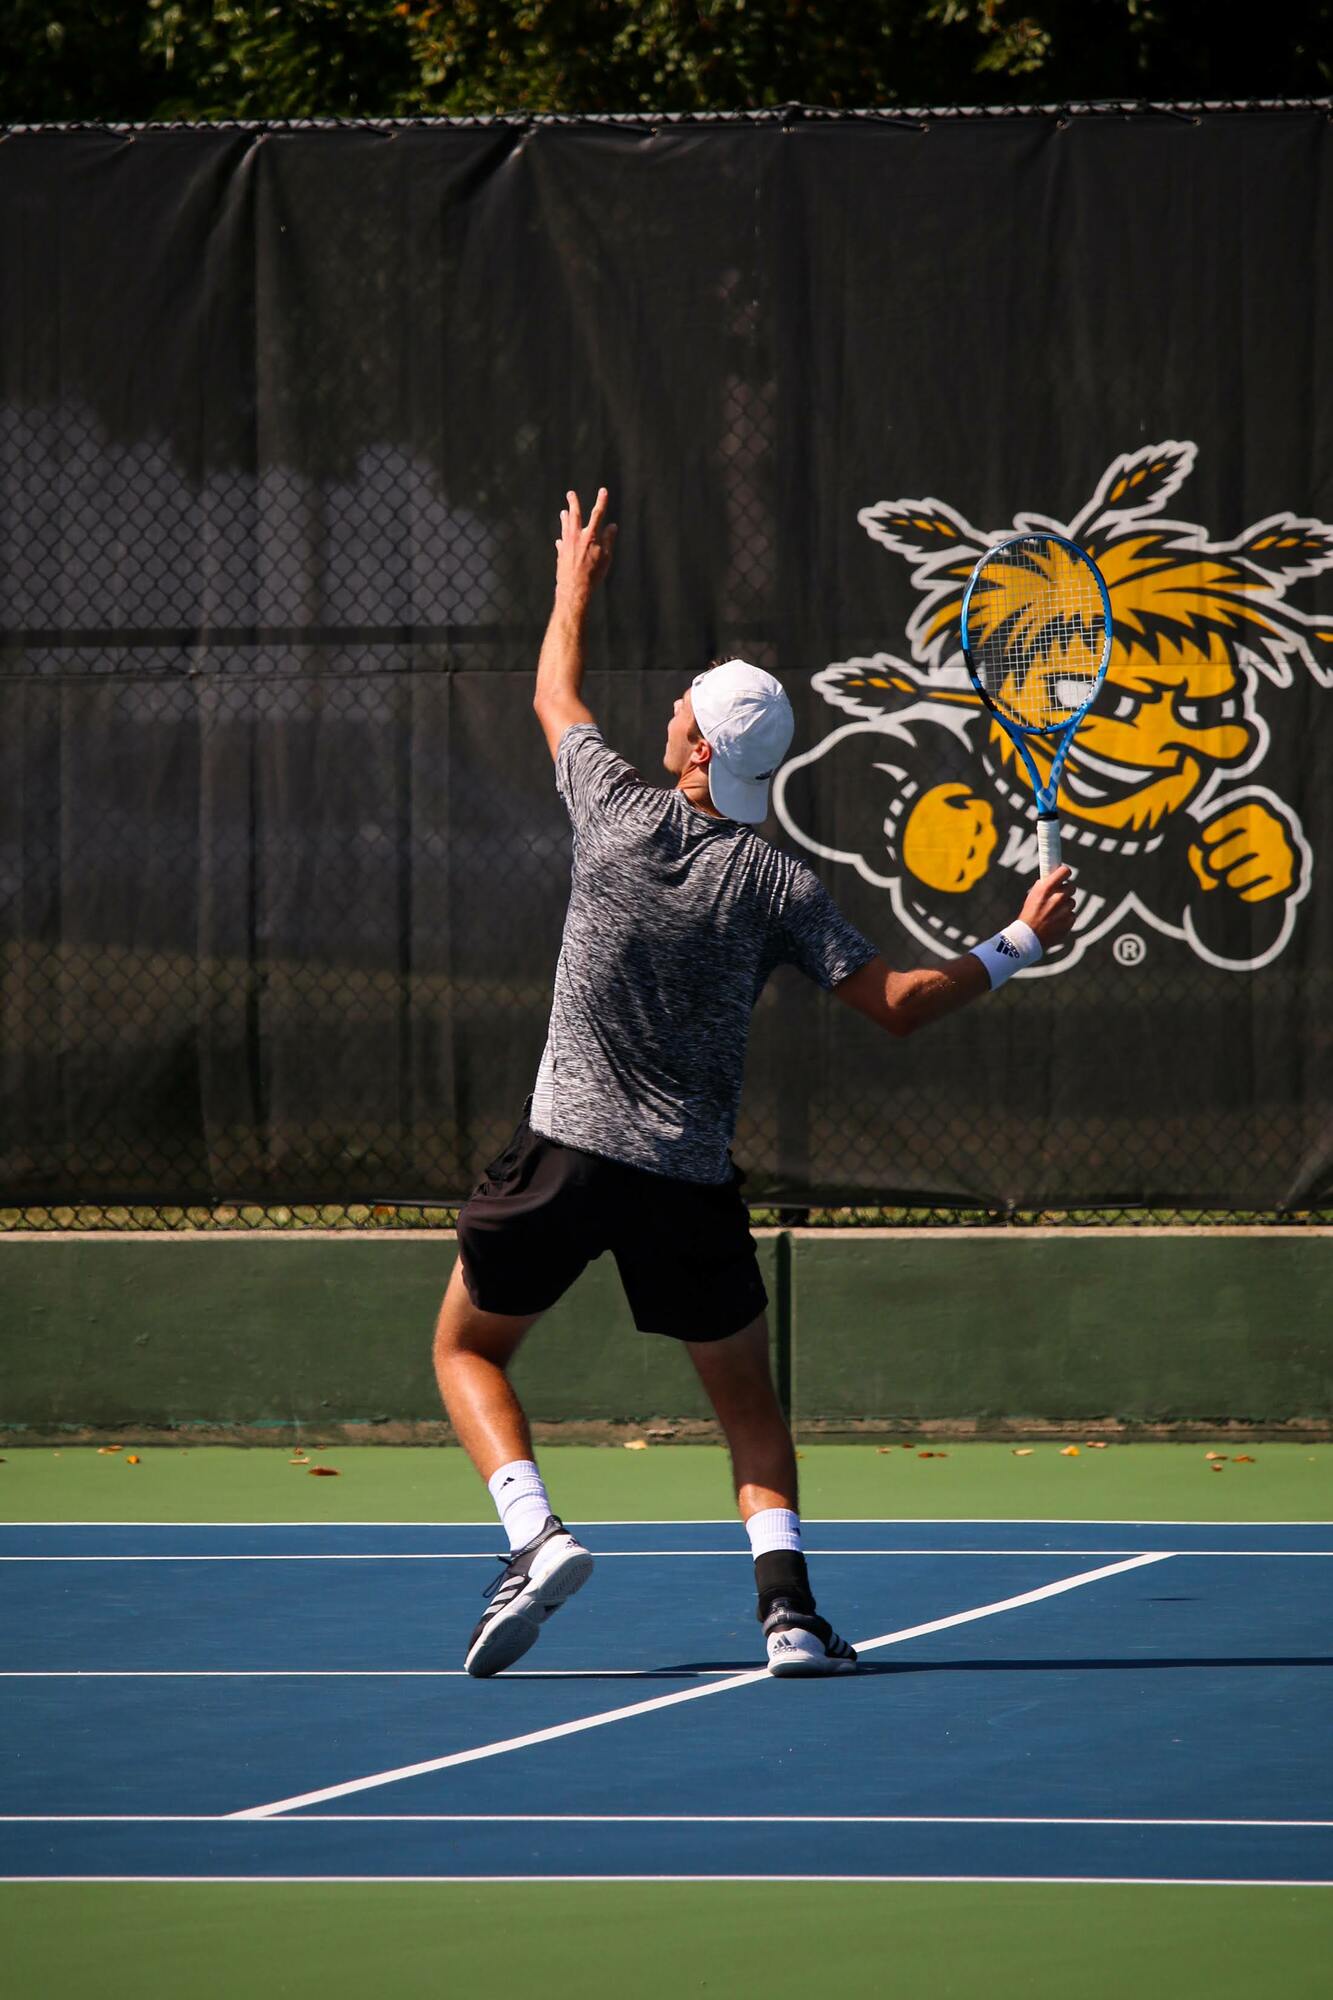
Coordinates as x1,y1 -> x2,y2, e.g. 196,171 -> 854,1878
530,724 -> 878,1183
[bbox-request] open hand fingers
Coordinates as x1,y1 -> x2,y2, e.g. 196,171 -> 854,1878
562,487 -> 614,541
556,488 -> 615,588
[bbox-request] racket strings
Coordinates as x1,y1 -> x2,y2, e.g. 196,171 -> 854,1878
968,538 -> 1108,732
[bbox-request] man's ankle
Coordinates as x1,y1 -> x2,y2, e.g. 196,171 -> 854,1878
754,1548 -> 815,1622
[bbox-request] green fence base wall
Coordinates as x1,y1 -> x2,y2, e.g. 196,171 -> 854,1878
1,1230 -> 1329,1439
793,1231 -> 1333,1431
0,1234 -> 779,1436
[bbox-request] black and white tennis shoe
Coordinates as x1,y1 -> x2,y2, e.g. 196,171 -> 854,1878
763,1599 -> 859,1677
464,1515 -> 593,1678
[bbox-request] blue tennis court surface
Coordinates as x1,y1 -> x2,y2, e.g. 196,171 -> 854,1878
3,1519 -> 1329,1883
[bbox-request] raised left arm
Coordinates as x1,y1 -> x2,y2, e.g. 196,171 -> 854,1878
533,486 -> 617,761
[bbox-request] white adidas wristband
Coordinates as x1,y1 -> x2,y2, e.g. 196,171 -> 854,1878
970,919 -> 1043,990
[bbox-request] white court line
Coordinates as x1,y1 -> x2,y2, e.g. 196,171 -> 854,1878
8,1632 -> 1324,1681
7,1813 -> 1332,1828
8,1875 -> 1330,1888
5,1548 -> 1331,1562
0,1669 -> 738,1680
230,1552 -> 1172,1820
7,1517 -> 1332,1528
0,1549 -> 1012,1561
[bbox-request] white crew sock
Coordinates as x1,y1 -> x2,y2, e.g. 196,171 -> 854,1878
745,1507 -> 804,1558
487,1459 -> 553,1552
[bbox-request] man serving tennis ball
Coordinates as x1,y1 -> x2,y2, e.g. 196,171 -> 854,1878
434,486 -> 1075,1679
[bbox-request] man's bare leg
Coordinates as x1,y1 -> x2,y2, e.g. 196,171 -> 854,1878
687,1312 -> 857,1675
685,1313 -> 797,1520
432,1262 -> 541,1480
433,1261 -> 592,1676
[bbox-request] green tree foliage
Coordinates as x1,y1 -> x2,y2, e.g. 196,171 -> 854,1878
404,1 -> 908,113
4,3 -> 160,120
404,0 -> 1332,111
143,2 -> 415,118
1,0 -> 1329,124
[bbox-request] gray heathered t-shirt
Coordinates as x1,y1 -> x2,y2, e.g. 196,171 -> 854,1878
529,724 -> 879,1184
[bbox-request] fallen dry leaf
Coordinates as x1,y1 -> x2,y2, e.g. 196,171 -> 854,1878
917,1450 -> 948,1459
1011,1447 -> 1034,1457
1205,1451 -> 1225,1460
877,1447 -> 893,1455
1087,1440 -> 1109,1449
289,1459 -> 310,1467
1233,1454 -> 1256,1463
125,1454 -> 141,1465
97,1446 -> 122,1455
1060,1446 -> 1081,1457
623,1439 -> 648,1451
307,1465 -> 340,1477
1210,1462 -> 1225,1472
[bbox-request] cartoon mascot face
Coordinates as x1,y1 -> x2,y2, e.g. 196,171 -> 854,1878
775,442 -> 1328,972
1047,636 -> 1254,835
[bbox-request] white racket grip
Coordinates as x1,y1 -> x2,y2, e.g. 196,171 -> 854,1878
1037,815 -> 1062,874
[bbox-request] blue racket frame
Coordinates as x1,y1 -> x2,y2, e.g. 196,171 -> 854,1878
959,531 -> 1113,875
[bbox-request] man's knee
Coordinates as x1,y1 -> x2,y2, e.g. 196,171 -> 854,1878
434,1263 -> 537,1369
433,1262 -> 472,1351
687,1314 -> 780,1412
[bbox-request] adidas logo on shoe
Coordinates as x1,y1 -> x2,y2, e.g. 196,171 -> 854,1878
763,1599 -> 859,1678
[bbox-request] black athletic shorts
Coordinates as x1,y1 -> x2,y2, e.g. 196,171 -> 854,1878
456,1104 -> 768,1342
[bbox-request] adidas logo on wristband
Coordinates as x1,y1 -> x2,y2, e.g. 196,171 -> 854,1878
970,920 -> 1043,991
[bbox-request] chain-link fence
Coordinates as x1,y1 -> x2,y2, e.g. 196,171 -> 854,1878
2,113 -> 1330,1228
3,1204 -> 1332,1231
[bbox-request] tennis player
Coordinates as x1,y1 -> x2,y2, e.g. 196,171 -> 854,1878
434,486 -> 1075,1679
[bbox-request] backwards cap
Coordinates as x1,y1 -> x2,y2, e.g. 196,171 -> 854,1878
690,660 -> 794,824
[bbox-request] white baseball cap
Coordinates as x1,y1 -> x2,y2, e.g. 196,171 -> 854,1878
690,660 -> 794,824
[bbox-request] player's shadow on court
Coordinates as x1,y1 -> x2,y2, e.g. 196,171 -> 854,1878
609,1654 -> 1333,1679
857,1656 -> 1333,1673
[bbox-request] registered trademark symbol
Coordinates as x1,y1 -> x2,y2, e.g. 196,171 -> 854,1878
1113,932 -> 1147,966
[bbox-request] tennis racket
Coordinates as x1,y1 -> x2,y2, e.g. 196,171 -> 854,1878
959,533 -> 1113,873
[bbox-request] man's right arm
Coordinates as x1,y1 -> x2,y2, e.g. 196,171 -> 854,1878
834,868 -> 1077,1037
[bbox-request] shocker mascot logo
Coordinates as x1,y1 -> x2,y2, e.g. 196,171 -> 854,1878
774,442 -> 1330,972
